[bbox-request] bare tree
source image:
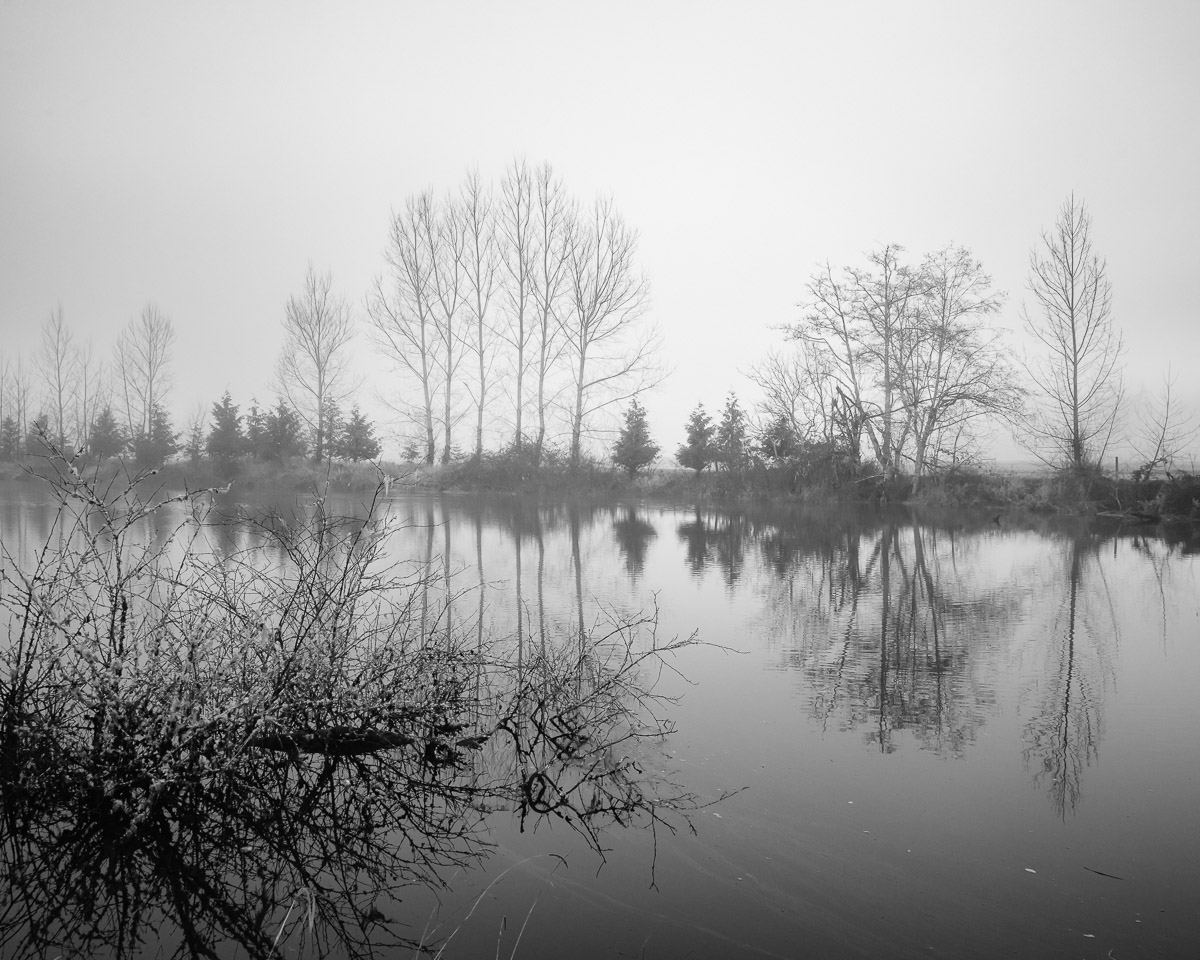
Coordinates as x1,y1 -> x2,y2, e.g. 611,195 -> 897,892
73,341 -> 105,455
1131,369 -> 1197,479
460,169 -> 499,460
426,193 -> 469,464
3,353 -> 35,456
497,158 -> 536,450
900,246 -> 1019,491
793,248 -> 923,472
1021,194 -> 1124,473
114,303 -> 175,442
530,163 -> 573,463
35,306 -> 77,448
560,197 -> 660,467
276,264 -> 357,463
368,192 -> 440,464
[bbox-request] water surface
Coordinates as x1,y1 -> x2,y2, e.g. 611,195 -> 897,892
2,486 -> 1197,959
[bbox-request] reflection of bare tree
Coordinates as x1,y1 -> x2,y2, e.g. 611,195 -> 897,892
750,510 -> 1023,757
1022,533 -> 1115,818
611,506 -> 656,580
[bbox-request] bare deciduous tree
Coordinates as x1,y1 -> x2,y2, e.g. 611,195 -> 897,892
114,303 -> 175,443
530,163 -> 573,463
460,169 -> 499,460
368,192 -> 440,464
1131,369 -> 1197,479
426,193 -> 468,464
73,341 -> 105,455
902,246 -> 1019,491
35,306 -> 77,448
1021,194 -> 1124,472
498,158 -> 536,450
561,197 -> 660,467
276,264 -> 357,463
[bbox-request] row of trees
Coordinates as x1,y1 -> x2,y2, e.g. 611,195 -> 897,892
1,263 -> 377,467
201,393 -> 380,464
367,160 -> 661,467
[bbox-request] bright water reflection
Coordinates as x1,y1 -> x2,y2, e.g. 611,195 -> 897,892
2,485 -> 1198,959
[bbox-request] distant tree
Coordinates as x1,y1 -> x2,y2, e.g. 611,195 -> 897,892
460,168 -> 500,461
263,401 -> 307,461
206,391 -> 244,463
183,403 -> 207,465
132,404 -> 177,467
612,399 -> 660,477
35,306 -> 77,448
275,264 -> 358,463
676,403 -> 715,476
0,416 -> 20,459
1021,194 -> 1124,473
339,405 -> 382,461
244,399 -> 267,459
715,393 -> 749,472
756,413 -> 802,464
89,405 -> 126,459
114,303 -> 175,443
561,197 -> 661,467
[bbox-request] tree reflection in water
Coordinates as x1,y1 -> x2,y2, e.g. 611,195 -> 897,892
1021,531 -> 1118,818
0,457 -> 701,959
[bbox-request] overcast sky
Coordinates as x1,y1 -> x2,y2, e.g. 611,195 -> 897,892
2,0 -> 1197,464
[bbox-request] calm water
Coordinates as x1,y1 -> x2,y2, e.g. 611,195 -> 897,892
2,485 -> 1199,959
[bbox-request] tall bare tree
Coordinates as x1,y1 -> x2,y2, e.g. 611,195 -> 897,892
368,191 -> 440,464
460,169 -> 499,460
276,264 -> 357,463
498,158 -> 536,450
114,303 -> 175,442
1021,194 -> 1124,472
560,197 -> 660,467
35,306 -> 77,448
530,163 -> 573,463
3,353 -> 35,456
73,341 -> 105,455
426,193 -> 468,464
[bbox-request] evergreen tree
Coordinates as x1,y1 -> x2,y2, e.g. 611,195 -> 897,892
320,400 -> 344,464
133,404 -> 177,467
89,406 -> 126,459
756,413 -> 801,464
715,393 -> 748,472
206,391 -> 244,463
244,399 -> 267,459
612,399 -> 660,477
263,401 -> 307,461
339,405 -> 381,461
676,403 -> 715,476
0,417 -> 21,460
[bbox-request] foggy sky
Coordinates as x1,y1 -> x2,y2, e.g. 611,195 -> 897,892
2,0 -> 1198,464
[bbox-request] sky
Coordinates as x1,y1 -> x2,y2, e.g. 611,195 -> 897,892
2,0 -> 1198,466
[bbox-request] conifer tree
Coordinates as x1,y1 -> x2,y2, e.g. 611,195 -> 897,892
206,391 -> 244,463
715,393 -> 748,472
89,406 -> 126,460
612,399 -> 659,477
676,403 -> 715,476
339,405 -> 381,461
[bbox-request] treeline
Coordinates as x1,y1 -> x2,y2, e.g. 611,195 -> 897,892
609,196 -> 1193,495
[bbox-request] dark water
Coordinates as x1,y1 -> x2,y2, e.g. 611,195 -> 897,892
2,486 -> 1198,959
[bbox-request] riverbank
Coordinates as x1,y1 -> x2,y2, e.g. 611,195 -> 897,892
3,453 -> 1196,520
